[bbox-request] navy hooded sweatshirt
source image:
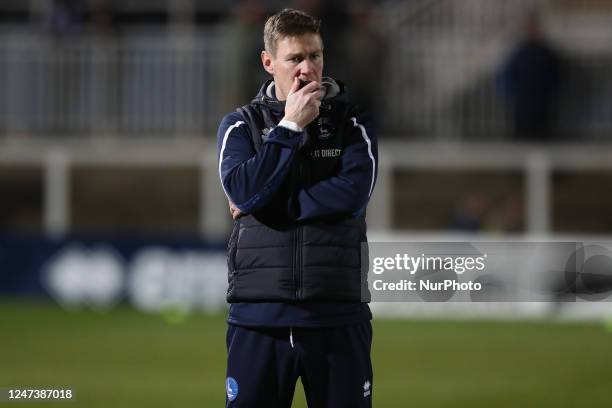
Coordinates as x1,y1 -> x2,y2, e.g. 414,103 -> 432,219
217,78 -> 377,327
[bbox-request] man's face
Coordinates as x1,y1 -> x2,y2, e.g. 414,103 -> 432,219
261,33 -> 324,101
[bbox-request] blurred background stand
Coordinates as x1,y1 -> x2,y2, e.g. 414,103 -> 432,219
1,0 -> 612,316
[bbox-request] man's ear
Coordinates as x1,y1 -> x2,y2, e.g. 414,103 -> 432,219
261,50 -> 275,75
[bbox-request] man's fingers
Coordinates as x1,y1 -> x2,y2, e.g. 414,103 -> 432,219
301,81 -> 320,94
228,201 -> 243,220
284,80 -> 323,128
289,77 -> 301,95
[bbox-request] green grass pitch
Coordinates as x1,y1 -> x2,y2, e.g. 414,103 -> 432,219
1,300 -> 611,407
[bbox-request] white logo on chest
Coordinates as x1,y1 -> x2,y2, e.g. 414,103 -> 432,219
310,148 -> 342,159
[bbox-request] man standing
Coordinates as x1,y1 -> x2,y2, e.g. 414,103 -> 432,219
217,8 -> 377,407
497,14 -> 562,141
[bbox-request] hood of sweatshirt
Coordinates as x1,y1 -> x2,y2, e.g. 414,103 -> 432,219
251,76 -> 348,114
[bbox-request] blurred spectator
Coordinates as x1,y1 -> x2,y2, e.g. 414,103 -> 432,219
450,191 -> 524,233
343,0 -> 384,121
87,0 -> 116,35
218,0 -> 268,112
46,0 -> 84,37
87,0 -> 118,136
485,192 -> 524,233
497,14 -> 562,141
449,192 -> 490,232
44,0 -> 86,135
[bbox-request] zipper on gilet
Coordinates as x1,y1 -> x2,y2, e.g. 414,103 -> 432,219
293,226 -> 303,300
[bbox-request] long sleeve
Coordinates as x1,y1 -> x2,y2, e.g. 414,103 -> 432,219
217,112 -> 306,213
295,113 -> 377,221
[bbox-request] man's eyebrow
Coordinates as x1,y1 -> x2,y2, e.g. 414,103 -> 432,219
285,52 -> 304,58
285,50 -> 322,59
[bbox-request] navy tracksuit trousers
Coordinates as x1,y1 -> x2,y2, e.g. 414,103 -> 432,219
225,322 -> 373,407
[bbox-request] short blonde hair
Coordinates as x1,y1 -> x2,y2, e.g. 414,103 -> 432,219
263,8 -> 321,56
